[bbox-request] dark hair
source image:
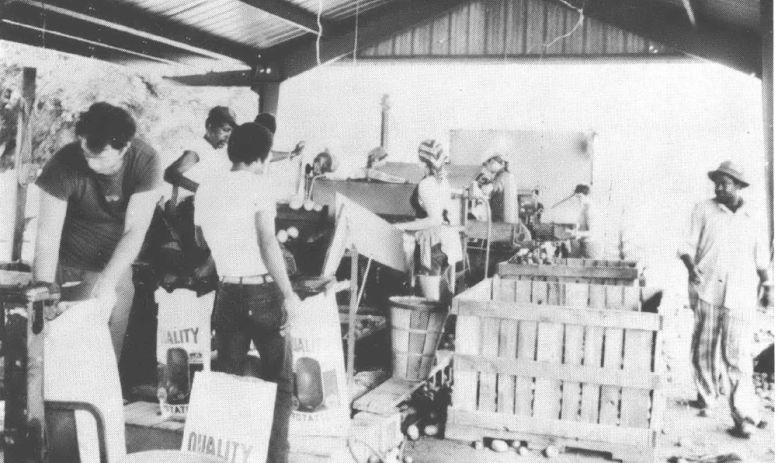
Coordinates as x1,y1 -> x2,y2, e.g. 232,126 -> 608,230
206,106 -> 237,130
227,123 -> 273,165
574,184 -> 590,195
75,102 -> 136,152
314,151 -> 334,173
253,113 -> 277,134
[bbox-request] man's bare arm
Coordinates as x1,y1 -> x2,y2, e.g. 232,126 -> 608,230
97,189 -> 159,291
164,151 -> 200,193
33,190 -> 68,283
679,254 -> 702,285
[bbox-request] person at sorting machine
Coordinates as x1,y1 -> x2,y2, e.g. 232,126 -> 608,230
348,146 -> 407,183
156,107 -> 237,291
396,140 -> 462,279
194,123 -> 300,463
481,153 -> 519,224
164,106 -> 236,199
568,184 -> 603,259
302,150 -> 337,198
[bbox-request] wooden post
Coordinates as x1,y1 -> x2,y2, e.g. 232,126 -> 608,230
253,81 -> 280,115
11,67 -> 35,263
762,0 -> 773,250
347,246 -> 358,394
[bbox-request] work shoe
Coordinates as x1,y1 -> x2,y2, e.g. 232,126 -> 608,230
729,419 -> 756,439
688,397 -> 708,410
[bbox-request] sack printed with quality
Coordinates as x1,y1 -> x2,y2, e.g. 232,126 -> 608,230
156,288 -> 214,409
182,371 -> 276,463
289,289 -> 350,437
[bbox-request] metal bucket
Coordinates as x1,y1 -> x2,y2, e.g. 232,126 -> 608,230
389,296 -> 446,381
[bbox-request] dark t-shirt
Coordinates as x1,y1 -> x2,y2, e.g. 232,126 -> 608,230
36,139 -> 161,271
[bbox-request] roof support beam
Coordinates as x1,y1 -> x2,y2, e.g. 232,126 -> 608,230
273,0 -> 472,80
253,81 -> 280,115
166,62 -> 281,86
236,0 -> 328,35
0,18 -> 186,66
565,0 -> 761,76
166,70 -> 255,86
4,0 -> 259,64
761,0 -> 772,245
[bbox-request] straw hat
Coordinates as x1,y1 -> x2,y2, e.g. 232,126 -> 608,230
708,161 -> 749,187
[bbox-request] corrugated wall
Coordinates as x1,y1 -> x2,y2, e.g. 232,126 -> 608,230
360,0 -> 677,58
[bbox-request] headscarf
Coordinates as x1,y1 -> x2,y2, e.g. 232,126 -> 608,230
417,139 -> 448,170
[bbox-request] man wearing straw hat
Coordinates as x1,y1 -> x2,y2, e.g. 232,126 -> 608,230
678,161 -> 771,438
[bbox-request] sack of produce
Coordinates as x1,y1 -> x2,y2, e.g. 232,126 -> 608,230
289,287 -> 350,437
156,288 -> 214,419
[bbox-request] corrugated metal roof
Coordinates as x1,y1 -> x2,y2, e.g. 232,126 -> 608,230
119,0 -> 402,50
124,0 -> 308,49
360,0 -> 677,58
292,0 -> 394,20
0,0 -> 764,76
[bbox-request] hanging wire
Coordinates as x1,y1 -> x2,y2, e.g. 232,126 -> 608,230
316,0 -> 324,65
352,0 -> 360,62
544,0 -> 585,50
527,0 -> 586,54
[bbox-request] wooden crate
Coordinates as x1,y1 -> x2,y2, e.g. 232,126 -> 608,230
498,257 -> 640,286
353,350 -> 453,415
447,277 -> 666,463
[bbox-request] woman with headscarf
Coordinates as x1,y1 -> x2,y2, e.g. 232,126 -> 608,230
396,140 -> 462,279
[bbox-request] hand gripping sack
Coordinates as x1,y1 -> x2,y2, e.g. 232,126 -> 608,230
289,288 -> 350,437
182,371 -> 276,463
156,288 -> 214,418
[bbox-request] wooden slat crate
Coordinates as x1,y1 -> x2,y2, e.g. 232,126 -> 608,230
498,257 -> 640,285
447,277 -> 666,463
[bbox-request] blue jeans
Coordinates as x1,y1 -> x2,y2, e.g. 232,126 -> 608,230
213,281 -> 293,463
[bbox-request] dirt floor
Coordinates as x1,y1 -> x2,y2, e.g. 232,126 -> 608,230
402,295 -> 775,463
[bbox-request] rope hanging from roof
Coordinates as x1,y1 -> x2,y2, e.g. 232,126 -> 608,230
313,0 -> 360,68
352,0 -> 360,62
528,0 -> 586,54
316,0 -> 323,65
